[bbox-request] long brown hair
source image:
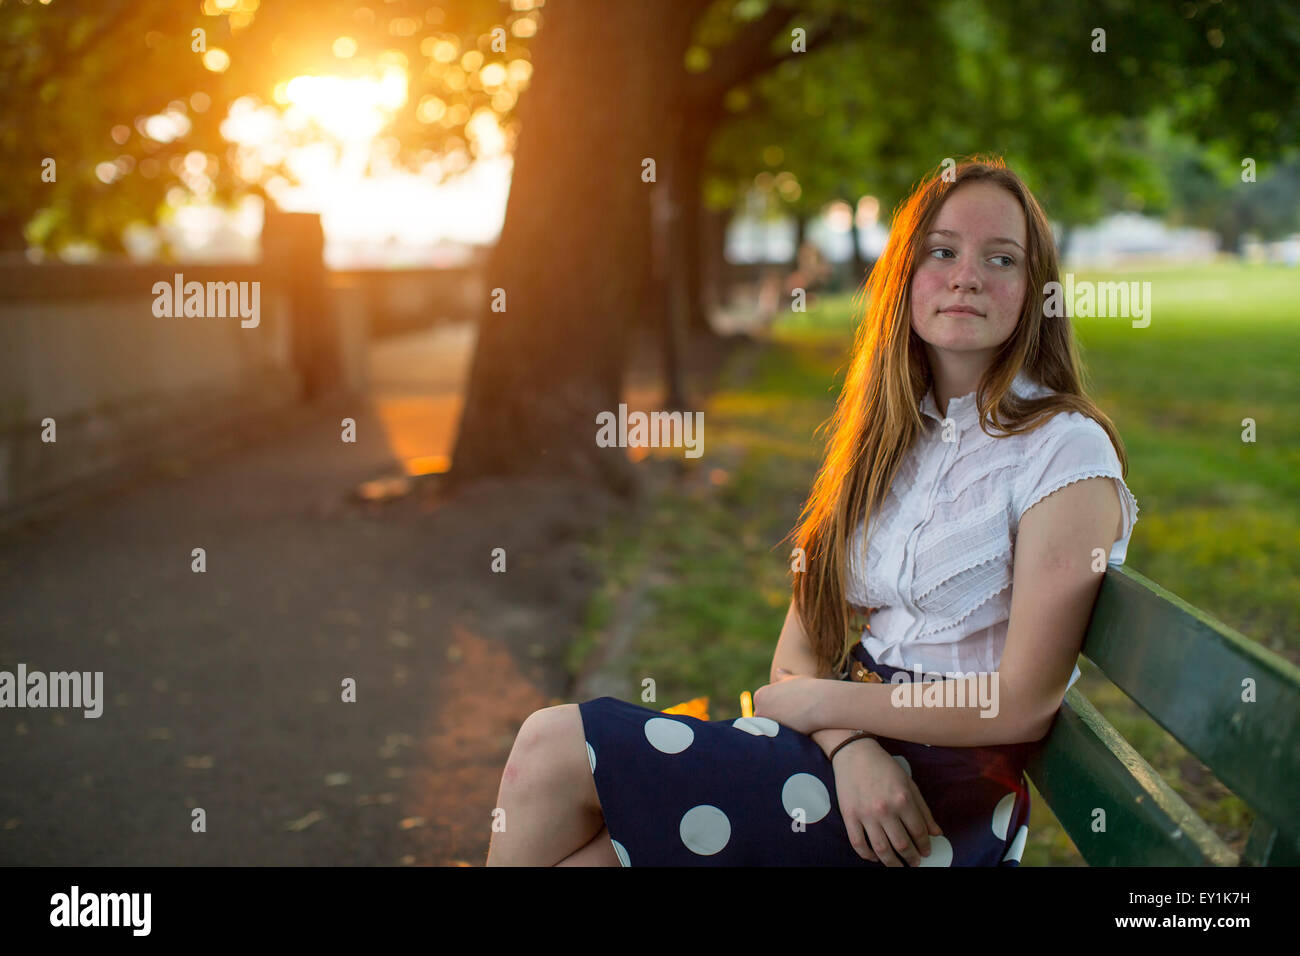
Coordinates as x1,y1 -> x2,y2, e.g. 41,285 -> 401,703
784,156 -> 1128,679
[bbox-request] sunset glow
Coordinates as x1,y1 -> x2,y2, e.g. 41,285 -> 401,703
208,67 -> 511,260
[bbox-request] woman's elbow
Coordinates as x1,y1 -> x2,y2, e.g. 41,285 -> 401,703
1013,703 -> 1059,745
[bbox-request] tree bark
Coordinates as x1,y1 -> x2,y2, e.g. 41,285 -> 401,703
0,214 -> 27,254
700,206 -> 732,327
446,1 -> 691,497
677,120 -> 717,338
1216,208 -> 1244,257
847,197 -> 868,288
658,112 -> 691,411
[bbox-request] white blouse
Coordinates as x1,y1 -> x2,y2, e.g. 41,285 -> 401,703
844,369 -> 1140,693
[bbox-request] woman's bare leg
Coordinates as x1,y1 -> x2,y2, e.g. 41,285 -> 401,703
485,703 -> 606,866
555,824 -> 621,866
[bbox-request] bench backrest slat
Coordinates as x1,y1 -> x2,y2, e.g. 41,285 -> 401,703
1025,688 -> 1238,866
1079,565 -> 1300,854
1240,817 -> 1300,866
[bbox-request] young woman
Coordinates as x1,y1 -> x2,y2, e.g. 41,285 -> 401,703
486,158 -> 1139,867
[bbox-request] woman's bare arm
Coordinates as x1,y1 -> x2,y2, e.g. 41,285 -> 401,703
807,476 -> 1122,746
771,597 -> 878,756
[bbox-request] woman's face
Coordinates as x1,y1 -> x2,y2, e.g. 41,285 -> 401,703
909,181 -> 1028,360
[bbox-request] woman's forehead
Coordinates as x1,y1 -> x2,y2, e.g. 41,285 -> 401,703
933,183 -> 1026,236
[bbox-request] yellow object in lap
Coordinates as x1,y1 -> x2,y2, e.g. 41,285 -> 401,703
661,696 -> 710,721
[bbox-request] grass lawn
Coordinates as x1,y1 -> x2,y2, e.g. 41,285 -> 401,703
569,260 -> 1300,866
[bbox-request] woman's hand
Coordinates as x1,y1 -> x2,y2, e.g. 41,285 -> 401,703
831,739 -> 943,866
752,667 -> 821,734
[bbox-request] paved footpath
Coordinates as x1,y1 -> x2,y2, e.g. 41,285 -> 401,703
0,322 -> 624,866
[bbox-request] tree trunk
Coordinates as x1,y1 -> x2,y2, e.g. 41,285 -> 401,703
1058,224 -> 1073,263
678,121 -> 718,338
847,198 -> 868,289
700,206 -> 732,329
446,1 -> 689,497
1216,208 -> 1244,257
0,213 -> 30,254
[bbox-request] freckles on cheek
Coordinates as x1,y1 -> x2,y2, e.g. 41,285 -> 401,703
990,273 -> 1027,313
911,269 -> 942,312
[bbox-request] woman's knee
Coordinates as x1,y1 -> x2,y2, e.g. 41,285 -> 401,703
507,704 -> 584,775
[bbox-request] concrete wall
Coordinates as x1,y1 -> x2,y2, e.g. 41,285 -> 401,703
0,256 -> 488,520
0,262 -> 303,516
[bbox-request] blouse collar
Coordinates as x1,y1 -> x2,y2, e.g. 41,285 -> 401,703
920,368 -> 1041,427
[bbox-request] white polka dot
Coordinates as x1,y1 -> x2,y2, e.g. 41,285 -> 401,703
680,805 -> 730,855
916,834 -> 953,866
893,755 -> 911,777
732,716 -> 780,736
1002,824 -> 1028,864
644,717 -> 694,754
992,792 -> 1016,841
586,741 -> 596,773
781,772 -> 831,824
611,838 -> 630,867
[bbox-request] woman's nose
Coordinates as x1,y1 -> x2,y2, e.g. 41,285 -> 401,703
950,262 -> 981,291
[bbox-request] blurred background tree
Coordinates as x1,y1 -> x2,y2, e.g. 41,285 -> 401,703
1,0 -> 1297,491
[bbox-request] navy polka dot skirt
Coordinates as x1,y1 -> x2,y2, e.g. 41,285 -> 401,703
577,641 -> 1036,866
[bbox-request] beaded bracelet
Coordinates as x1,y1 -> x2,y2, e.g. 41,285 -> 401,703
828,731 -> 876,761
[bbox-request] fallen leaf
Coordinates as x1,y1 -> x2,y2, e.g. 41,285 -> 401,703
286,810 -> 324,832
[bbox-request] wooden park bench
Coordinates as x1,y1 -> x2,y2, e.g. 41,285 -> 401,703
663,564 -> 1297,865
1024,564 -> 1300,865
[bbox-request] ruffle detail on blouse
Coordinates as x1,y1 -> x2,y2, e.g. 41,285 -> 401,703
845,469 -> 913,608
911,544 -> 1014,638
930,459 -> 1021,511
911,495 -> 1012,593
846,523 -> 894,608
908,491 -> 1015,637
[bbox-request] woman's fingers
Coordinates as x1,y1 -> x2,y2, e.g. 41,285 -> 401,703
909,778 -> 944,836
843,813 -> 879,862
879,814 -> 924,866
895,802 -> 935,862
864,820 -> 905,867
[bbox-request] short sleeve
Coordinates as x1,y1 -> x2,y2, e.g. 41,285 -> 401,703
1013,419 -> 1140,567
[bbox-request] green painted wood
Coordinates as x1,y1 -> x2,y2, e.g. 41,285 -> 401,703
1240,818 -> 1300,866
1080,565 -> 1300,848
1025,687 -> 1238,866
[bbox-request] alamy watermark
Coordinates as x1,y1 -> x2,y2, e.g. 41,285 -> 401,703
152,272 -> 260,328
0,664 -> 103,718
1043,273 -> 1151,328
50,886 -> 150,936
888,668 -> 999,719
596,404 -> 704,458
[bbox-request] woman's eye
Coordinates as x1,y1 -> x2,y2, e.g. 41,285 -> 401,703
991,254 -> 1016,267
929,247 -> 954,259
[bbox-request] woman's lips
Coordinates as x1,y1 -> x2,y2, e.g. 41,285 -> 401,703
939,306 -> 985,316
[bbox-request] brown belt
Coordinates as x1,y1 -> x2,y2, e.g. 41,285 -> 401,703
849,661 -> 885,683
846,603 -> 884,682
